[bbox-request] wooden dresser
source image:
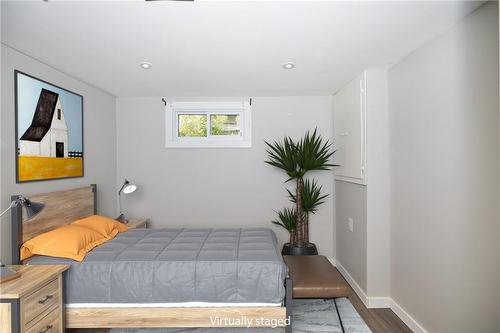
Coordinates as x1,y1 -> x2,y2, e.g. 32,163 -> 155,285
0,264 -> 69,333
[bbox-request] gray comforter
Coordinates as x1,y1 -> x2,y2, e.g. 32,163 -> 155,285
27,228 -> 288,304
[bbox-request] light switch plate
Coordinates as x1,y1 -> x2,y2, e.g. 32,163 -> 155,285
348,218 -> 354,232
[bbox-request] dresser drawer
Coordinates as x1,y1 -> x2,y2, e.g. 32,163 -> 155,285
25,307 -> 60,333
22,278 -> 59,326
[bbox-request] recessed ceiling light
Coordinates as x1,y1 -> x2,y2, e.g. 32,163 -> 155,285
282,62 -> 295,70
140,62 -> 153,69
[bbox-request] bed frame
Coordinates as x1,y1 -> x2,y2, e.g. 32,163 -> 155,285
11,185 -> 293,331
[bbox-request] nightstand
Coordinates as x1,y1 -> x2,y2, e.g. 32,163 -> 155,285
125,217 -> 150,229
0,264 -> 69,333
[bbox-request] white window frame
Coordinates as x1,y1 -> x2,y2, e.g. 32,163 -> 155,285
165,100 -> 252,148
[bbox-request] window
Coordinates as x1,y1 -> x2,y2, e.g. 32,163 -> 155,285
210,114 -> 241,136
178,114 -> 207,137
57,108 -> 61,120
165,100 -> 252,148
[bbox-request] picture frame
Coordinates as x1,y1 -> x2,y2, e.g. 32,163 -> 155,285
14,70 -> 84,183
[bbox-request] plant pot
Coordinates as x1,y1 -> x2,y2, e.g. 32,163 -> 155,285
281,243 -> 318,256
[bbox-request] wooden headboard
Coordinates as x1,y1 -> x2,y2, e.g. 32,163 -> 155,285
11,184 -> 97,264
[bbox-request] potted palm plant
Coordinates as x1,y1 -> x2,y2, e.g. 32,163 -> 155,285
265,129 -> 335,255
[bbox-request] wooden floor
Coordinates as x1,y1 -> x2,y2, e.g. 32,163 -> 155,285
346,283 -> 413,333
66,284 -> 412,333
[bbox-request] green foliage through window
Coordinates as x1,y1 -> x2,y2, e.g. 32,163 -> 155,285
178,113 -> 241,137
178,114 -> 207,137
211,114 -> 241,136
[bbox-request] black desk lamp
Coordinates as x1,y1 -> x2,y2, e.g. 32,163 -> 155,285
0,196 -> 45,282
117,179 -> 137,223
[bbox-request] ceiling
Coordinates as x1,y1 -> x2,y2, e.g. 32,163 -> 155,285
1,1 -> 483,97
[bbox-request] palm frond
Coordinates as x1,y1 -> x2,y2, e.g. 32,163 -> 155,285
296,128 -> 336,176
288,178 -> 329,214
264,136 -> 300,180
271,207 -> 297,231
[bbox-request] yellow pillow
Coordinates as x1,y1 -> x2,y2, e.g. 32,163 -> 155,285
21,224 -> 109,262
71,215 -> 128,239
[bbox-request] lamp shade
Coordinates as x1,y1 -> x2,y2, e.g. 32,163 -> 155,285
122,184 -> 137,194
119,179 -> 137,195
0,195 -> 45,219
24,199 -> 45,218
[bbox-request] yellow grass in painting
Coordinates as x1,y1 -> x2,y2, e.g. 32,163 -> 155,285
18,156 -> 82,181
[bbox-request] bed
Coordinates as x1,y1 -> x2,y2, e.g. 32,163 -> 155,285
11,185 -> 292,330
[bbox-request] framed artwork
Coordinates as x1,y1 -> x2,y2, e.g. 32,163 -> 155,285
15,70 -> 84,183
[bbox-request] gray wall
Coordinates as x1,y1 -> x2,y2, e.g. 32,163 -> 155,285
0,45 -> 117,264
497,4 -> 500,330
389,2 -> 499,332
335,180 -> 367,292
116,96 -> 336,257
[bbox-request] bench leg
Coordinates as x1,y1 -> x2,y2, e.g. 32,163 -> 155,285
333,298 -> 345,333
285,277 -> 293,333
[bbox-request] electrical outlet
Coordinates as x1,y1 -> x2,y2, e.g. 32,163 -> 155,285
348,218 -> 354,232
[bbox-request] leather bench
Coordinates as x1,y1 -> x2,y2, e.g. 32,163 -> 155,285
283,255 -> 349,298
283,255 -> 350,333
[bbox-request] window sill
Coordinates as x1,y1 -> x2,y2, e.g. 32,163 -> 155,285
165,140 -> 252,149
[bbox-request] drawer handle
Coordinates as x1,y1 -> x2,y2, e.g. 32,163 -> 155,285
39,325 -> 53,333
38,295 -> 53,304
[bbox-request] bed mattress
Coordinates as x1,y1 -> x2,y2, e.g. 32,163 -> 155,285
27,228 -> 288,305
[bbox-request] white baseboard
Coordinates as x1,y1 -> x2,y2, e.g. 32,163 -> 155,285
327,257 -> 336,266
335,260 -> 370,307
391,299 -> 428,333
335,260 -> 391,308
335,260 -> 427,332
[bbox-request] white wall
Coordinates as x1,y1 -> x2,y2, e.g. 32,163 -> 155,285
389,2 -> 499,332
116,96 -> 336,257
365,68 -> 390,298
335,68 -> 391,300
0,45 -> 118,264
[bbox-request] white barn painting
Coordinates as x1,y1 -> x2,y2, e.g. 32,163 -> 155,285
16,71 -> 83,182
19,88 -> 69,158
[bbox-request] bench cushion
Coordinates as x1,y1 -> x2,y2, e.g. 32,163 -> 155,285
284,255 -> 349,298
